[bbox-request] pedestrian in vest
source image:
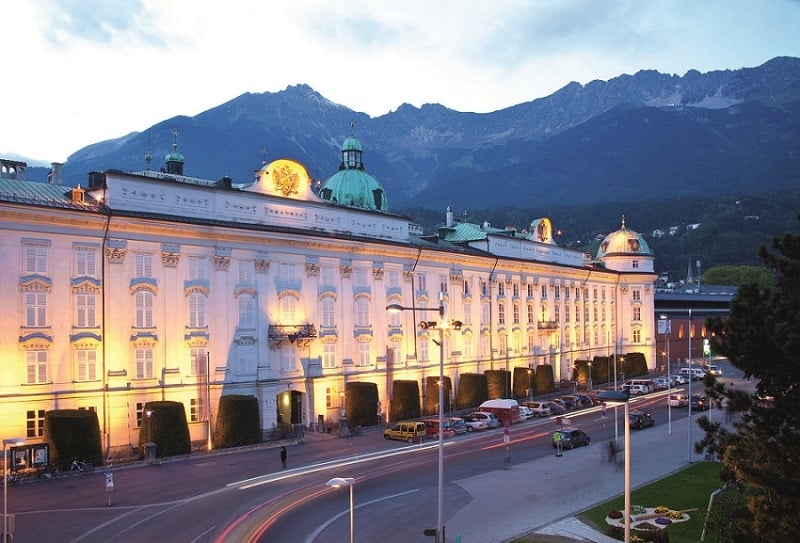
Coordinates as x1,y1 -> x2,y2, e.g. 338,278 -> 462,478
554,431 -> 563,457
280,446 -> 287,469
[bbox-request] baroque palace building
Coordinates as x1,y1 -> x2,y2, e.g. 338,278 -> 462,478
0,138 -> 656,456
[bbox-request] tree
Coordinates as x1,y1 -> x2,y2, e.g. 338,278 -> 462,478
700,215 -> 800,541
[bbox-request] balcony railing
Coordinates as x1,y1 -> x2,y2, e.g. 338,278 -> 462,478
268,323 -> 317,350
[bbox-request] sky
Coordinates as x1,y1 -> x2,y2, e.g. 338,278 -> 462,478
4,0 -> 800,164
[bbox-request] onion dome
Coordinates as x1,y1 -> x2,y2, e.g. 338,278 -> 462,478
318,135 -> 388,212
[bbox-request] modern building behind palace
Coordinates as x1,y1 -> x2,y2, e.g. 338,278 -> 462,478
0,135 -> 656,455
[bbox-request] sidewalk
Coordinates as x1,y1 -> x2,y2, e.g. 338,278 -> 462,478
446,413 -> 706,543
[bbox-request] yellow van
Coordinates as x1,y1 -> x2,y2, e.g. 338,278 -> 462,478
383,421 -> 426,443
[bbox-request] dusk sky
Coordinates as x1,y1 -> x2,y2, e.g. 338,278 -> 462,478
4,0 -> 799,163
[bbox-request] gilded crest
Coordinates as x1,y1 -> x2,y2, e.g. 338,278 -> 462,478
272,163 -> 300,197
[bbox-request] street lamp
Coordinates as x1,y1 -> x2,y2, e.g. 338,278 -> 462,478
4,437 -> 25,543
687,309 -> 693,462
326,477 -> 356,543
597,391 -> 631,543
146,410 -> 153,443
387,294 -> 461,543
659,315 -> 672,435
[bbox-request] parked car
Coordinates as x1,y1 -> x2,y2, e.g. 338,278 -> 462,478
468,411 -> 500,429
668,394 -> 689,408
518,405 -> 534,420
690,395 -> 710,410
573,394 -> 596,407
525,401 -> 552,417
549,398 -> 567,411
546,401 -> 566,415
622,380 -> 652,393
651,378 -> 670,390
448,417 -> 467,434
679,367 -> 705,381
552,428 -> 591,449
628,411 -> 655,429
622,384 -> 649,396
384,421 -> 426,443
558,395 -> 578,409
423,418 -> 457,439
704,364 -> 722,376
669,375 -> 686,386
462,414 -> 489,432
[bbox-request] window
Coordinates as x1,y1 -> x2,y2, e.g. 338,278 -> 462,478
554,287 -> 560,300
188,256 -> 207,280
237,294 -> 256,328
439,276 -> 447,294
76,293 -> 96,328
238,260 -> 254,284
527,303 -> 535,323
498,302 -> 505,325
527,283 -> 534,297
135,253 -> 152,278
26,350 -> 48,383
353,268 -> 368,287
75,247 -> 97,277
541,284 -> 547,299
463,339 -> 472,360
322,343 -> 336,368
279,262 -> 297,283
136,402 -> 145,428
419,336 -> 429,362
190,348 -> 207,377
321,297 -> 336,327
238,344 -> 256,375
135,348 -> 154,379
26,409 -> 45,438
321,266 -> 336,287
281,295 -> 297,323
512,283 -> 519,297
554,304 -> 560,322
75,349 -> 97,381
513,303 -> 520,324
135,291 -> 154,328
25,292 -> 47,327
354,297 -> 369,326
388,270 -> 400,288
498,282 -> 504,296
480,336 -> 490,358
23,242 -> 48,274
633,329 -> 641,343
463,302 -> 472,325
417,274 -> 427,292
188,293 -> 206,328
463,279 -> 470,296
481,281 -> 488,296
326,387 -> 334,409
190,398 -> 206,422
632,260 -> 639,269
281,345 -> 297,373
357,342 -> 371,366
575,288 -> 581,301
481,302 -> 490,325
633,307 -> 641,321
632,289 -> 641,301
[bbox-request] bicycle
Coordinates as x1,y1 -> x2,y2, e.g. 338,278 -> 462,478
69,458 -> 94,472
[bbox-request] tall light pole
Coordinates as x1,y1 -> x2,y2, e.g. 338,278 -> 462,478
659,315 -> 672,435
326,477 -> 356,543
597,391 -> 631,543
206,351 -> 212,451
387,294 -> 461,543
687,309 -> 693,462
4,437 -> 25,543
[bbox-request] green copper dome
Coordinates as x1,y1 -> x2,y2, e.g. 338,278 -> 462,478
596,216 -> 652,258
165,143 -> 184,163
319,136 -> 388,212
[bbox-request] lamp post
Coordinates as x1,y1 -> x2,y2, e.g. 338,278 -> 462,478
326,477 -> 356,543
597,391 -> 631,543
4,437 -> 25,543
687,309 -> 693,462
659,315 -> 672,435
146,410 -> 153,443
387,294 -> 461,543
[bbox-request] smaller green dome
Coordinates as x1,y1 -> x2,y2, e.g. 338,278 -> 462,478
165,143 -> 184,163
342,136 -> 362,151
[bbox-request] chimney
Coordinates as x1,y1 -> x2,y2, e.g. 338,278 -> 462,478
446,206 -> 454,227
48,162 -> 64,185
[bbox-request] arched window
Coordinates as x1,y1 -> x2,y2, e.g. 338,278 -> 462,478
188,292 -> 206,328
321,297 -> 336,327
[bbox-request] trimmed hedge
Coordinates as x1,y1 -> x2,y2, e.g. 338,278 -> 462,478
213,394 -> 262,449
389,380 -> 421,422
485,369 -> 511,399
622,352 -> 649,377
138,401 -> 191,459
345,381 -> 380,427
512,366 -> 535,399
456,373 -> 487,409
44,409 -> 103,468
423,376 -> 453,416
534,365 -> 555,394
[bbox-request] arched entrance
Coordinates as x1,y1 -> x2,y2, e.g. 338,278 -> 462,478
277,389 -> 303,425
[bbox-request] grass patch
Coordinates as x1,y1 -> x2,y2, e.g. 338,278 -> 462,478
580,462 -> 722,542
511,462 -> 722,543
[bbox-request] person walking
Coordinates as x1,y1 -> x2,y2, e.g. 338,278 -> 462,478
280,446 -> 287,469
554,431 -> 563,457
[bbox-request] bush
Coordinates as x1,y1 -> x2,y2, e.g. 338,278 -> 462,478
44,409 -> 103,468
138,401 -> 191,459
389,380 -> 421,422
456,373 -> 487,409
345,382 -> 380,427
424,376 -> 452,416
485,369 -> 510,399
534,365 -> 555,394
213,395 -> 262,449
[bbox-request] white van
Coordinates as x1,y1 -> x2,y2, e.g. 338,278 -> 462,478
622,380 -> 652,394
679,367 -> 705,381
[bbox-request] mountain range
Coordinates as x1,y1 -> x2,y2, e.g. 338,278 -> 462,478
27,56 -> 800,214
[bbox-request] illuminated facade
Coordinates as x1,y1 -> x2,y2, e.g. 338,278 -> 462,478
0,138 -> 656,455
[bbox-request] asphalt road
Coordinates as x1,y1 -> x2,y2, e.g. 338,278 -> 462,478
4,367 -> 735,543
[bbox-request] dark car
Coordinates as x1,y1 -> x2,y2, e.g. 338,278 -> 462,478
628,411 -> 655,429
573,394 -> 596,408
546,400 -> 566,415
558,396 -> 578,410
690,395 -> 709,410
552,428 -> 591,449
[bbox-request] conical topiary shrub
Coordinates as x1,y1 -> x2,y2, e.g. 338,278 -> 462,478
44,409 -> 104,468
213,394 -> 262,449
138,401 -> 191,459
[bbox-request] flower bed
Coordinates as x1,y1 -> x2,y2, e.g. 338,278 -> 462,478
605,505 -> 693,542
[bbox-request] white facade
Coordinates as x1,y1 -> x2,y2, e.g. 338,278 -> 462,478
0,156 -> 657,456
